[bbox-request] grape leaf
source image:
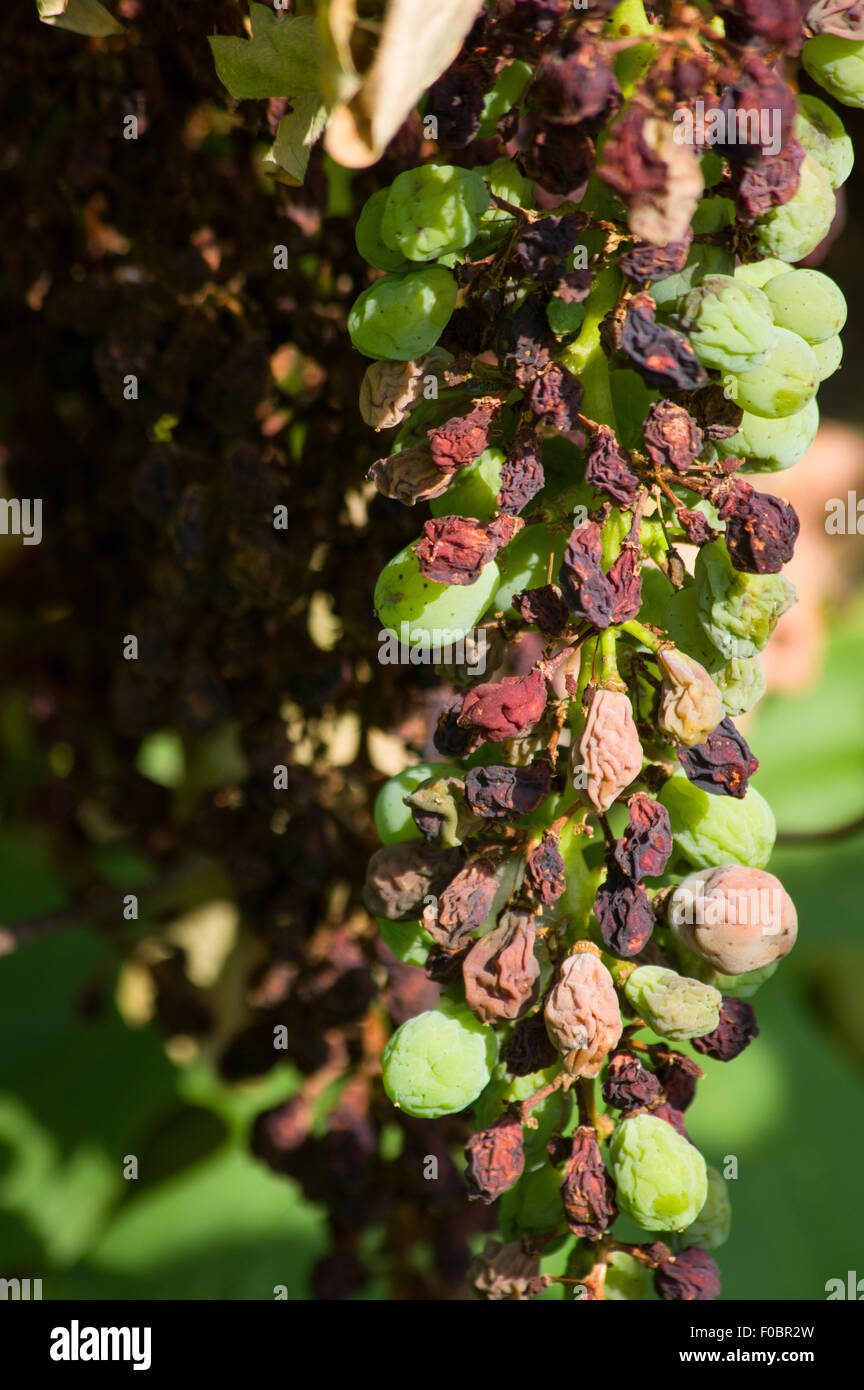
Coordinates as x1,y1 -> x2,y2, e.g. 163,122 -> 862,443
266,95 -> 329,186
208,5 -> 322,101
37,0 -> 122,36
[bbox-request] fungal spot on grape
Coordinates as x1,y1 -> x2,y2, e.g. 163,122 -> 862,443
123,1155 -> 138,1180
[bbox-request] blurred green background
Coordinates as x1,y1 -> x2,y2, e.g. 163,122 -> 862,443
1,595 -> 863,1299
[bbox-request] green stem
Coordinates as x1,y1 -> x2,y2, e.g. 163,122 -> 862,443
620,618 -> 664,652
560,267 -> 621,430
599,628 -> 620,685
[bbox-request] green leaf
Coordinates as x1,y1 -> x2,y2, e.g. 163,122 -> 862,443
37,0 -> 122,37
266,95 -> 329,185
208,7 -> 322,101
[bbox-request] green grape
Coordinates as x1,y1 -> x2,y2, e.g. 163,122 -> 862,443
723,327 -> 818,419
664,586 -> 725,671
676,943 -> 778,999
604,1251 -> 653,1301
716,399 -> 819,473
429,447 -> 505,520
763,269 -> 847,344
548,299 -> 587,336
695,539 -> 796,659
678,275 -> 778,373
811,332 -> 843,380
712,653 -> 766,717
734,258 -> 791,289
377,916 -> 433,966
375,542 -> 500,649
477,155 -> 535,215
374,761 -> 463,843
659,774 -> 776,870
610,1113 -> 708,1232
624,965 -> 722,1041
795,94 -> 854,188
355,187 -> 408,271
381,1001 -> 498,1118
499,1159 -> 564,1238
348,266 -> 457,361
380,164 -> 489,262
802,35 -> 864,109
477,62 -> 533,139
684,1165 -> 732,1251
755,154 -> 835,263
487,524 -> 566,619
649,244 -> 733,310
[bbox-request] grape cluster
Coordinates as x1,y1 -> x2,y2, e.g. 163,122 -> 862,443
352,0 -> 860,1301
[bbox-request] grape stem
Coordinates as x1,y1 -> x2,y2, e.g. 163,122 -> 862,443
518,1070 -> 566,1126
620,617 -> 668,652
576,1075 -> 601,1131
560,268 -> 620,430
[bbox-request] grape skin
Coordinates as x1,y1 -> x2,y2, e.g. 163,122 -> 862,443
380,164 -> 490,263
811,333 -> 843,381
348,266 -> 458,361
803,35 -> 864,110
429,448 -> 505,520
734,258 -> 792,290
381,1004 -> 498,1118
610,1113 -> 708,1232
486,524 -> 567,620
679,275 -> 778,374
755,155 -> 835,264
716,399 -> 819,473
724,327 -> 818,419
763,269 -> 847,344
374,543 -> 500,649
795,94 -> 854,188
659,775 -> 776,870
355,188 -> 409,272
